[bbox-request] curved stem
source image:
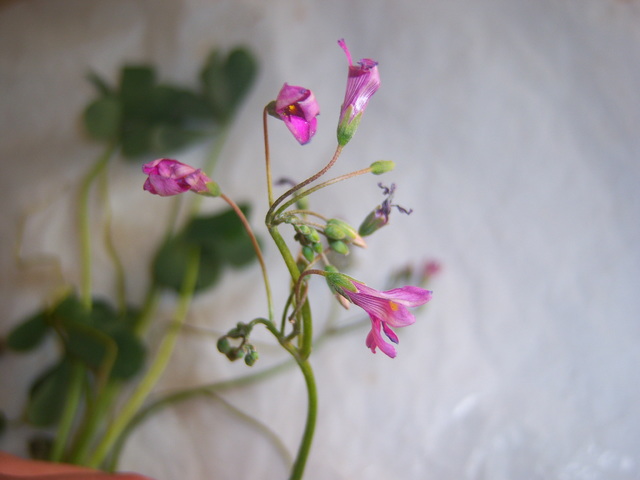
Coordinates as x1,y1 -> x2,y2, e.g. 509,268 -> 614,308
78,144 -> 116,310
220,193 -> 274,322
266,145 -> 343,223
85,248 -> 200,468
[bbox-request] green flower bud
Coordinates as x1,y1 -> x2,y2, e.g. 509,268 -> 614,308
296,224 -> 310,236
302,246 -> 315,262
370,160 -> 395,175
217,337 -> 231,354
306,228 -> 320,243
312,242 -> 324,253
324,224 -> 347,240
330,240 -> 349,255
244,351 -> 259,366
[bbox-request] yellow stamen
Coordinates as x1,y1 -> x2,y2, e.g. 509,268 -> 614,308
389,301 -> 399,311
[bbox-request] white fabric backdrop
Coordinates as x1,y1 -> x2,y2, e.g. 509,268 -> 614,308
1,0 -> 639,479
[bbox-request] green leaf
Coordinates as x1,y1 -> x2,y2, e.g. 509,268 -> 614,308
83,96 -> 122,141
120,120 -> 152,159
7,312 -> 49,351
201,47 -> 258,123
109,329 -> 145,380
149,125 -> 205,154
65,324 -> 110,371
185,205 -> 259,268
86,71 -> 113,96
119,65 -> 156,120
152,234 -> 223,293
151,85 -> 213,123
27,360 -> 73,427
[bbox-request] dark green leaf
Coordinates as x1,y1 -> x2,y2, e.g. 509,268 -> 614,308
27,360 -> 73,427
201,47 -> 258,123
152,234 -> 222,293
119,65 -> 155,120
151,85 -> 213,123
109,329 -> 145,380
65,324 -> 110,371
7,312 -> 49,351
86,71 -> 113,96
150,125 -> 206,154
50,294 -> 89,326
83,97 -> 121,141
120,120 -> 152,159
185,205 -> 258,268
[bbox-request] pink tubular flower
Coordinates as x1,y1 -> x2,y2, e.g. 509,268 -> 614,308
275,83 -> 320,145
337,39 -> 381,146
340,281 -> 432,358
142,158 -> 213,197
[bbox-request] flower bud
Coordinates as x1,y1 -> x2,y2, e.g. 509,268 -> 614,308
217,337 -> 231,354
330,240 -> 349,255
326,218 -> 367,248
370,160 -> 395,175
302,246 -> 315,262
324,223 -> 347,240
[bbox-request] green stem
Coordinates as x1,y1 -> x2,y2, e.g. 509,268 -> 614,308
288,357 -> 317,480
85,248 -> 200,468
267,226 -> 313,357
50,361 -> 85,462
78,144 -> 116,310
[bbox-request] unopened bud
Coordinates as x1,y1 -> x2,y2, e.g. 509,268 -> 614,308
217,337 -> 231,354
324,224 -> 347,240
370,160 -> 395,175
327,218 -> 367,248
330,240 -> 349,255
302,246 -> 315,262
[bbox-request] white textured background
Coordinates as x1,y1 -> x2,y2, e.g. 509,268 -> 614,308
1,1 -> 639,479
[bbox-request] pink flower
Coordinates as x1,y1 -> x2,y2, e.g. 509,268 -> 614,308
337,39 -> 381,146
142,158 -> 213,197
275,83 -> 320,145
340,281 -> 432,358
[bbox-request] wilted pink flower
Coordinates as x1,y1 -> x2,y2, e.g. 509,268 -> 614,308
337,39 -> 381,146
339,281 -> 432,358
142,158 -> 213,197
275,83 -> 320,145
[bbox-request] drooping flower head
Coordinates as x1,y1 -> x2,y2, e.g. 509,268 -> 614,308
274,83 -> 320,145
358,183 -> 413,236
142,158 -> 215,197
335,279 -> 432,358
337,39 -> 381,146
